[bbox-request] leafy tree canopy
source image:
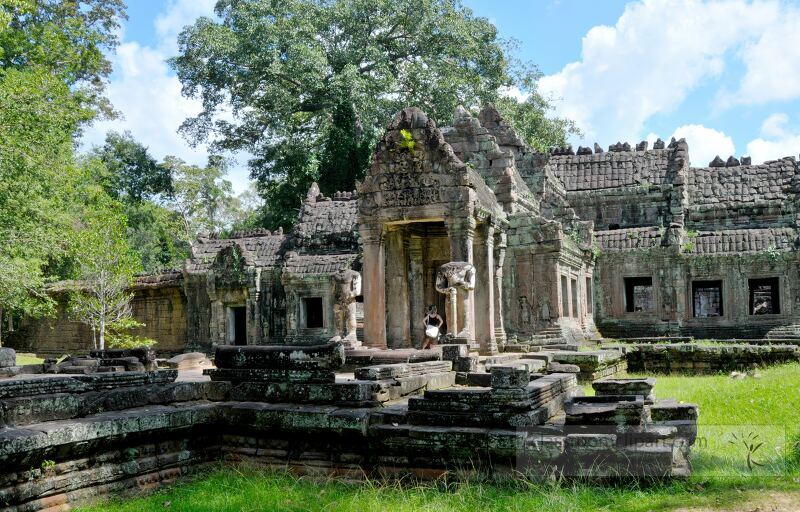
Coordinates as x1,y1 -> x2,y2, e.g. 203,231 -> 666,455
0,0 -> 127,116
0,66 -> 94,323
94,130 -> 174,202
172,0 -> 577,229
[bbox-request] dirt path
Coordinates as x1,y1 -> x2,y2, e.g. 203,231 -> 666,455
673,491 -> 800,512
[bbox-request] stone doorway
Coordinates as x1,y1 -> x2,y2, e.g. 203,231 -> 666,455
227,306 -> 247,345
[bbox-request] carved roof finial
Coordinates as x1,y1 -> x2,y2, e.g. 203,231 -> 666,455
306,182 -> 321,203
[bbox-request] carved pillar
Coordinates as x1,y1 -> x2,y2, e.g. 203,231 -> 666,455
385,227 -> 410,348
359,224 -> 387,348
494,231 -> 507,349
474,223 -> 497,355
408,235 -> 425,347
447,216 -> 476,346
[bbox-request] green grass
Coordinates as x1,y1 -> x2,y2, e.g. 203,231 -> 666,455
14,353 -> 43,365
78,363 -> 800,512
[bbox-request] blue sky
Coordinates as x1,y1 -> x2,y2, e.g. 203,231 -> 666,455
82,0 -> 800,193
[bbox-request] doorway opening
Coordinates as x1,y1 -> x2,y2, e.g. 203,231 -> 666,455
227,306 -> 247,345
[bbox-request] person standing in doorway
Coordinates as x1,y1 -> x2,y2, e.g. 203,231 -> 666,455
422,305 -> 443,349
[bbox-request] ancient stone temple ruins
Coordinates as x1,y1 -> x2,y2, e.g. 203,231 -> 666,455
9,105 -> 800,356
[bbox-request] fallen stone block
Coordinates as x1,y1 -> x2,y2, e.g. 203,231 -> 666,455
0,348 -> 15,368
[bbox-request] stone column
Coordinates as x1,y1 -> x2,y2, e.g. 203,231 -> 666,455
385,227 -> 410,348
408,236 -> 425,347
447,216 -> 476,347
494,231 -> 507,349
359,224 -> 387,348
473,223 -> 497,355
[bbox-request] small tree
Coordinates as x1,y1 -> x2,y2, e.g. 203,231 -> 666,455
69,205 -> 140,350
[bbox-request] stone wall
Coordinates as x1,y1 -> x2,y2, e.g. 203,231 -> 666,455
593,246 -> 800,340
7,283 -> 188,357
610,343 -> 800,373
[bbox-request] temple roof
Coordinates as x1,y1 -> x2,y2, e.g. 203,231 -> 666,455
186,234 -> 290,273
295,191 -> 359,240
687,157 -> 799,206
546,148 -> 676,192
282,252 -> 358,277
686,228 -> 797,255
594,227 -> 663,251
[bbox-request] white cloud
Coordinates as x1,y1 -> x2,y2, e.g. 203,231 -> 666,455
539,0 -> 782,144
746,113 -> 800,163
154,0 -> 217,54
720,8 -> 800,107
671,124 -> 736,167
81,0 -> 252,194
759,112 -> 789,138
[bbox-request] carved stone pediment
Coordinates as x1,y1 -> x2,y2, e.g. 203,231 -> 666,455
212,244 -> 250,286
358,107 -> 474,219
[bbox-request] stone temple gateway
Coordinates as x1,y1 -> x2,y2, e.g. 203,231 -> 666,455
9,105 -> 800,355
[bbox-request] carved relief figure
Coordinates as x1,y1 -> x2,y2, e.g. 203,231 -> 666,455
518,296 -> 533,327
331,269 -> 362,346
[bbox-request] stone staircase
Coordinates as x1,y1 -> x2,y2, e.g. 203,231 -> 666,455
765,324 -> 800,342
528,326 -> 565,346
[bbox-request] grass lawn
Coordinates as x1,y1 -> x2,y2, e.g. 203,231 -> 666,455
78,363 -> 800,512
14,353 -> 43,365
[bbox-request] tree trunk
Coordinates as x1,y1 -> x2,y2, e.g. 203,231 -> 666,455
99,318 -> 105,351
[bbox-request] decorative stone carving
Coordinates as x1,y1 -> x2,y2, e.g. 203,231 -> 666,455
331,269 -> 362,347
436,262 -> 476,341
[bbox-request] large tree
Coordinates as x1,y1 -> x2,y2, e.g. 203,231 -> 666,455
171,0 -> 576,229
0,0 -> 126,343
163,155 -> 239,244
94,131 -> 174,202
0,0 -> 126,116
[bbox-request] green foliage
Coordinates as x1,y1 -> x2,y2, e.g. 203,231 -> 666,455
68,198 -> 141,350
317,101 -> 373,196
762,244 -> 782,263
105,318 -> 157,349
164,155 -> 239,239
123,201 -> 190,273
398,129 -> 416,152
171,0 -> 575,228
0,67 -> 95,328
93,131 -> 173,202
0,0 -> 127,117
40,459 -> 55,472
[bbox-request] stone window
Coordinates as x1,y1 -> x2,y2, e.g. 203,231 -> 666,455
302,297 -> 324,328
571,278 -> 579,318
624,277 -> 654,312
693,281 -> 723,318
585,277 -> 593,315
749,278 -> 780,315
560,275 -> 569,316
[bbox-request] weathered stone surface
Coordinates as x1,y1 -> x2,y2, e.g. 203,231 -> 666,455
215,342 -> 345,370
490,366 -> 530,389
622,344 -> 800,373
205,367 -> 336,383
0,348 -> 17,368
166,352 -> 209,369
90,348 -> 157,371
354,360 -> 452,380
